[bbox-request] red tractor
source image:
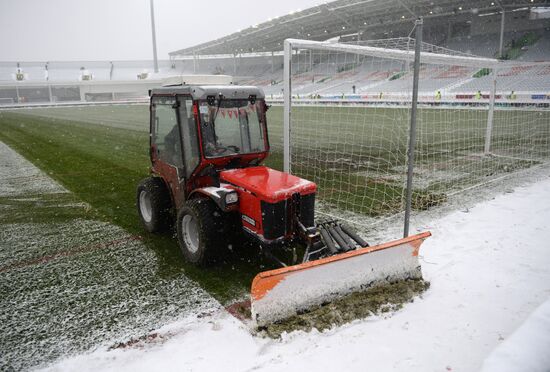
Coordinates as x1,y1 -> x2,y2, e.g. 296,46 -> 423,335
137,80 -> 430,325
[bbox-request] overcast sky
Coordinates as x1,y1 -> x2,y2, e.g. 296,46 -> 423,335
0,0 -> 325,61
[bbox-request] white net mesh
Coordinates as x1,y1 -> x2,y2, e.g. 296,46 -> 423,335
287,48 -> 411,221
282,40 -> 550,227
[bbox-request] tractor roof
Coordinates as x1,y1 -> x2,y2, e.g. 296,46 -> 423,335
150,85 -> 265,100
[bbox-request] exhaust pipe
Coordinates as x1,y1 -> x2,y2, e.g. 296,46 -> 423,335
340,224 -> 369,247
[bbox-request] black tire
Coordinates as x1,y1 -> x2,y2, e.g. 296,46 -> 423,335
176,198 -> 226,266
136,177 -> 172,233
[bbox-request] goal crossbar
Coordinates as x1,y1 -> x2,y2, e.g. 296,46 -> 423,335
282,37 -> 550,237
285,38 -> 499,69
285,39 -> 550,69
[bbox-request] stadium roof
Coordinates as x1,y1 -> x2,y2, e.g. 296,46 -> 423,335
169,0 -> 540,57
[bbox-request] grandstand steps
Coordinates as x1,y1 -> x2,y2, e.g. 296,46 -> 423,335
308,81 -> 351,95
358,79 -> 388,93
444,77 -> 475,93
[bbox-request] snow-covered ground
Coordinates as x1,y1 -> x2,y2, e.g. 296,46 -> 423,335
481,298 -> 550,372
0,142 -> 220,370
43,172 -> 550,371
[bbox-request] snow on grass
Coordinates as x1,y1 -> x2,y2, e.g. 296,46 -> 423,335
7,105 -> 149,132
1,228 -> 219,371
0,142 -> 220,371
41,170 -> 550,371
481,298 -> 550,372
0,142 -> 67,197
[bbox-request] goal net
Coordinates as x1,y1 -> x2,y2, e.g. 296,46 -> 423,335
281,38 -> 550,229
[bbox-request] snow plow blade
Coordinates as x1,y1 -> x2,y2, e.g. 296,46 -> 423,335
251,231 -> 431,327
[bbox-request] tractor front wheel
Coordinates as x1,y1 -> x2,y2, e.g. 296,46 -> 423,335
136,177 -> 171,233
177,198 -> 225,265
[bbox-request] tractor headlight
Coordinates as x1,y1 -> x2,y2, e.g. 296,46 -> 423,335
225,192 -> 238,204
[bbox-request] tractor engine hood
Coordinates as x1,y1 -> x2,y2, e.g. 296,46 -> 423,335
220,166 -> 316,203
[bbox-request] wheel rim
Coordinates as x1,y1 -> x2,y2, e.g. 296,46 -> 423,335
182,214 -> 199,254
139,190 -> 153,223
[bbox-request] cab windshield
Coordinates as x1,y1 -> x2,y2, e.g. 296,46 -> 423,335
199,98 -> 267,158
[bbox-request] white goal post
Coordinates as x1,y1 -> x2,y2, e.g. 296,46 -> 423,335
281,35 -> 550,235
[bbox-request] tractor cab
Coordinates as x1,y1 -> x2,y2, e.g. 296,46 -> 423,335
137,77 -> 316,254
148,84 -> 270,210
137,78 -> 431,327
140,79 -> 319,262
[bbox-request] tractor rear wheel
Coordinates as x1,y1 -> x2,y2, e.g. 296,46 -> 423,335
136,177 -> 171,233
177,198 -> 225,265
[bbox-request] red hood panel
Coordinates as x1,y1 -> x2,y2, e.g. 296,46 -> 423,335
220,166 -> 316,203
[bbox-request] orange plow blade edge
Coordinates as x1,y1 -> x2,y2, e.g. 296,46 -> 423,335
250,231 -> 431,326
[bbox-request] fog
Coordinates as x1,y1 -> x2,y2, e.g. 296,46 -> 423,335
0,0 -> 325,61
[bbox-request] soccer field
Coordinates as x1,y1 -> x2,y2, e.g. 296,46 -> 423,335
0,104 -> 548,369
0,108 -> 255,370
5,104 -> 550,218
0,107 -> 264,302
273,104 -> 550,217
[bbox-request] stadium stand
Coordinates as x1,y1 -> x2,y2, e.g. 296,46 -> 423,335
518,30 -> 550,62
1,0 -> 549,105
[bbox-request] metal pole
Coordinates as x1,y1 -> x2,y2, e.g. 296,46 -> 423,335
79,85 -> 85,102
150,0 -> 159,73
484,68 -> 498,154
356,31 -> 361,65
283,40 -> 292,173
499,10 -> 505,58
403,18 -> 423,238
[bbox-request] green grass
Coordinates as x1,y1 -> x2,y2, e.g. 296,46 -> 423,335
5,104 -> 548,218
0,192 -> 92,224
12,104 -> 150,131
269,105 -> 548,215
0,188 -> 221,370
0,102 -> 547,370
0,111 -> 266,305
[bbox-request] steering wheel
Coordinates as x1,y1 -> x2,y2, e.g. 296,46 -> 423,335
209,144 -> 240,156
226,145 -> 240,152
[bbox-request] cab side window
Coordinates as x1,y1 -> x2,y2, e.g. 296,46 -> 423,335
179,98 -> 200,178
152,96 -> 183,169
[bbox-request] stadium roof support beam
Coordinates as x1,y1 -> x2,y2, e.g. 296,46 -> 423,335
396,0 -> 417,18
320,3 -> 353,28
499,9 -> 506,58
493,0 -> 506,58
